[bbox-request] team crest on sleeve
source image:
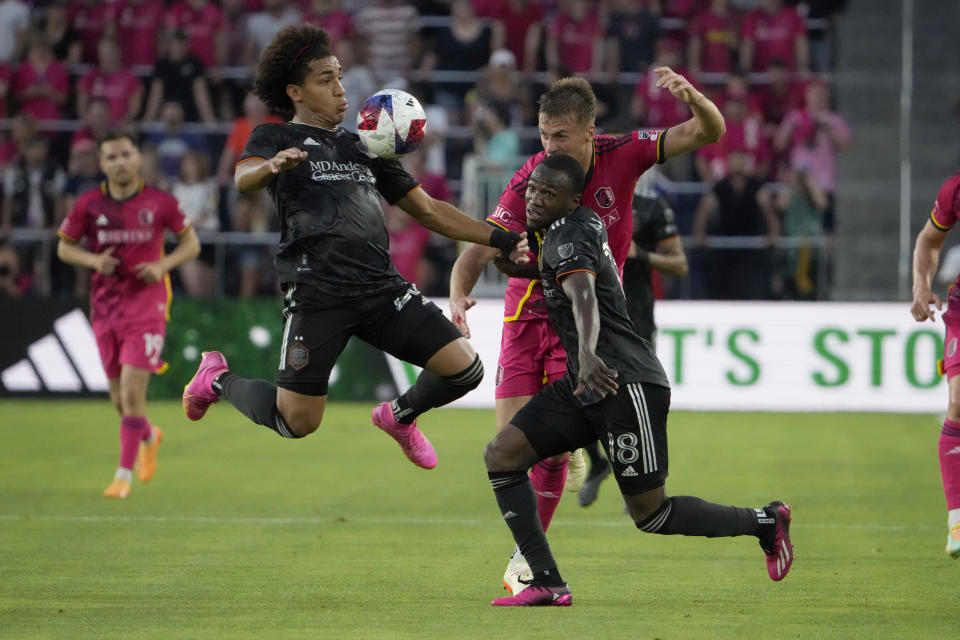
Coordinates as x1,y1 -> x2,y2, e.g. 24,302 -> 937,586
636,130 -> 661,141
138,209 -> 154,226
491,204 -> 514,225
594,186 -> 615,209
558,243 -> 574,259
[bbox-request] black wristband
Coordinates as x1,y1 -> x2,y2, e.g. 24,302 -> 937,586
489,228 -> 522,254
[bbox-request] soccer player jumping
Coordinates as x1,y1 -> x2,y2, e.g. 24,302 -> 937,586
182,25 -> 528,464
484,154 -> 793,606
58,130 -> 201,498
910,169 -> 960,559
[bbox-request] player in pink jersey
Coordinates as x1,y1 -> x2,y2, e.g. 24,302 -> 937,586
911,170 -> 960,558
450,71 -> 725,594
57,130 -> 200,499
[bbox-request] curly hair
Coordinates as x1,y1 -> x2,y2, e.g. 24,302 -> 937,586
253,25 -> 333,118
537,77 -> 597,127
537,153 -> 586,193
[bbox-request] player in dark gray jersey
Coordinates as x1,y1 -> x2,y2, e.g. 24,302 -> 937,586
182,25 -> 529,471
579,186 -> 689,507
484,154 -> 793,607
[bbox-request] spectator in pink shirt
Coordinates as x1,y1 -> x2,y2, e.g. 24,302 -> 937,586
546,0 -> 604,76
687,0 -> 739,80
739,0 -> 808,73
696,92 -> 772,182
477,0 -> 544,77
69,0 -> 112,64
76,37 -> 144,124
304,0 -> 354,47
165,0 -> 226,69
12,34 -> 69,123
774,79 -> 850,231
755,57 -> 806,133
107,0 -> 166,69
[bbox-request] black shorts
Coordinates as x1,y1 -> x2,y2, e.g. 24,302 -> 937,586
274,281 -> 463,396
511,378 -> 670,495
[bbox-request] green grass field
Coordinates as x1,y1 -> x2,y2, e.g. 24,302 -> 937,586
0,400 -> 955,639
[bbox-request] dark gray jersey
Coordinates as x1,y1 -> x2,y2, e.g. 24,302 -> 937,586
240,122 -> 420,304
539,206 -> 669,393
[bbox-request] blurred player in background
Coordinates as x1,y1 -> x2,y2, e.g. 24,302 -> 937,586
57,129 -> 200,498
485,154 -> 793,606
181,25 -> 528,469
578,182 -> 688,508
450,70 -> 723,594
910,169 -> 960,558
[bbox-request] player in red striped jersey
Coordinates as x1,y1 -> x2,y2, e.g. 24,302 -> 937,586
57,129 -> 200,498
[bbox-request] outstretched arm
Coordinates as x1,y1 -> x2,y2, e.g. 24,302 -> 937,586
560,271 -> 619,400
912,220 -> 949,322
655,67 -> 726,160
234,148 -> 308,194
397,187 -> 529,262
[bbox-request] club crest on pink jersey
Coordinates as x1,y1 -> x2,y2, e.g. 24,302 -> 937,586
138,208 -> 154,226
594,186 -> 615,209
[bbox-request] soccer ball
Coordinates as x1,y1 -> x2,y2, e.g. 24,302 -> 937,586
356,89 -> 427,159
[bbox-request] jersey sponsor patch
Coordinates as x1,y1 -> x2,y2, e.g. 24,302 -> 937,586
594,186 -> 615,209
599,209 -> 621,229
490,203 -> 514,226
636,130 -> 661,141
287,341 -> 310,370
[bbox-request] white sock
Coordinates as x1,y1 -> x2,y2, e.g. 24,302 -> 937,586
949,509 -> 960,529
114,468 -> 133,482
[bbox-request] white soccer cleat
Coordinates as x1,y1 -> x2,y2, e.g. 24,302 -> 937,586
566,448 -> 587,493
947,523 -> 960,559
503,547 -> 533,595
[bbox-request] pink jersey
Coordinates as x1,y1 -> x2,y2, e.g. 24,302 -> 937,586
108,0 -> 166,67
487,130 -> 665,322
11,60 -> 69,121
69,2 -> 112,63
58,183 -> 189,324
930,173 -> 960,232
634,67 -> 695,129
741,6 -> 806,71
549,12 -> 603,73
165,1 -> 224,67
689,9 -> 740,73
77,69 -> 142,122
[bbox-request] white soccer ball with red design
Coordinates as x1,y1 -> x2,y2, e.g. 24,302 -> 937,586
356,89 -> 427,159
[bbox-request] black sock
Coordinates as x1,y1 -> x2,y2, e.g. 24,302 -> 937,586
635,496 -> 759,538
584,440 -> 607,471
214,372 -> 302,438
393,355 -> 483,424
488,470 -> 563,584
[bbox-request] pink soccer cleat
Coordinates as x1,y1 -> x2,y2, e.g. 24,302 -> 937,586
491,584 -> 572,607
759,501 -> 794,581
371,402 -> 437,469
182,351 -> 229,421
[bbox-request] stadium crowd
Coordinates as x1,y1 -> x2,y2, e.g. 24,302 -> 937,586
0,0 -> 847,301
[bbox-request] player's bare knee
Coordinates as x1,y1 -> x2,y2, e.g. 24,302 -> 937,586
284,411 -> 321,437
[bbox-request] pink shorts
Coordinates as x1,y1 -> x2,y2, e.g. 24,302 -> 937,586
943,286 -> 960,378
93,317 -> 167,379
495,319 -> 567,399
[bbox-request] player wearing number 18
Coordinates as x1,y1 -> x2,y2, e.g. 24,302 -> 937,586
57,129 -> 201,499
484,154 -> 794,606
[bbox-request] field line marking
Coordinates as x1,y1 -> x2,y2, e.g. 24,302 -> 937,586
0,514 -> 939,532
